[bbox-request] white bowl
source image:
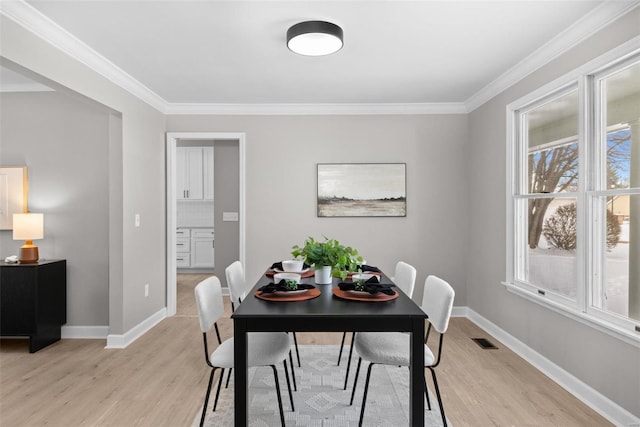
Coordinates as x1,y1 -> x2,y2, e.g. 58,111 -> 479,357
352,273 -> 378,282
274,272 -> 301,284
282,259 -> 304,272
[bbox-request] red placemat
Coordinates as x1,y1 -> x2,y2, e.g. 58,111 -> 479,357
332,288 -> 398,302
255,288 -> 321,302
265,269 -> 315,278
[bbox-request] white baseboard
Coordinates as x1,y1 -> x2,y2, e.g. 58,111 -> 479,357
463,306 -> 640,427
105,308 -> 166,349
61,325 -> 109,339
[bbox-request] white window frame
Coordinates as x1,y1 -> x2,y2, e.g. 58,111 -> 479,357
506,36 -> 640,348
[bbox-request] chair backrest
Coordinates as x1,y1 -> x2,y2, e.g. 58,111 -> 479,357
421,275 -> 455,334
393,261 -> 417,298
225,260 -> 246,305
194,276 -> 225,334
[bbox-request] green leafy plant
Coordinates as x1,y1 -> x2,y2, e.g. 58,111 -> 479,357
284,279 -> 299,290
291,236 -> 362,280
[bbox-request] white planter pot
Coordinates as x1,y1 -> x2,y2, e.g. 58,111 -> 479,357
315,265 -> 332,284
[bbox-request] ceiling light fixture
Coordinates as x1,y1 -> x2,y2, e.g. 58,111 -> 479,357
287,21 -> 343,56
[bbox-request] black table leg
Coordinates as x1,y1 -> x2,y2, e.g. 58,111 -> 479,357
233,319 -> 248,426
410,318 -> 425,426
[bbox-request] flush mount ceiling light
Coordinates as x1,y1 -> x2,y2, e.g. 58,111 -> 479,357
287,21 -> 343,56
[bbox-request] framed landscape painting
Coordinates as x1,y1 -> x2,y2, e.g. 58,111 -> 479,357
317,163 -> 406,217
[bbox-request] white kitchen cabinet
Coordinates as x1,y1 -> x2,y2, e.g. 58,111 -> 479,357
176,237 -> 190,253
176,253 -> 190,268
177,228 -> 214,269
191,239 -> 214,268
176,147 -> 214,200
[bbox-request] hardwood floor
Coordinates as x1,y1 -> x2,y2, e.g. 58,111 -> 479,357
0,273 -> 610,426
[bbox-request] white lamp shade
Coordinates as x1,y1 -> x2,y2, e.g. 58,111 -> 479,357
13,213 -> 44,240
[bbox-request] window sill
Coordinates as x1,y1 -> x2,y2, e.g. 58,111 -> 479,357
502,281 -> 640,348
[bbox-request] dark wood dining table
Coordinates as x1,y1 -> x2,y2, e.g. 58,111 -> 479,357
232,268 -> 428,426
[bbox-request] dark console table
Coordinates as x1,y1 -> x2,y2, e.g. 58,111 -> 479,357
0,259 -> 67,352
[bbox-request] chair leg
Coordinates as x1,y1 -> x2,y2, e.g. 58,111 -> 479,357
199,368 -> 217,427
288,350 -> 297,391
283,361 -> 295,412
358,363 -> 375,427
349,357 -> 362,405
224,367 -> 232,388
429,367 -> 447,427
343,332 -> 356,390
424,374 -> 432,411
337,331 -> 347,365
270,365 -> 286,426
293,333 -> 301,367
212,368 -> 225,412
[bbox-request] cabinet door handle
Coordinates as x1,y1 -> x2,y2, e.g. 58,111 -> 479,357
212,240 -> 215,248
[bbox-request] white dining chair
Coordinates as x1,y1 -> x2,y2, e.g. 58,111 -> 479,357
349,275 -> 454,427
194,276 -> 294,427
339,261 -> 417,390
225,260 -> 247,312
225,261 -> 299,391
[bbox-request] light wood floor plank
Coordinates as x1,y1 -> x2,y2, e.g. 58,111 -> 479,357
0,273 -> 610,426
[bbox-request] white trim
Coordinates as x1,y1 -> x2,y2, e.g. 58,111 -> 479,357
61,325 -> 109,339
465,307 -> 640,427
165,102 -> 468,115
0,0 -> 167,113
165,132 -> 246,317
105,308 -> 166,349
466,1 -> 640,112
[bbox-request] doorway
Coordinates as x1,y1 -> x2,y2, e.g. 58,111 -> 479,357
166,132 -> 246,316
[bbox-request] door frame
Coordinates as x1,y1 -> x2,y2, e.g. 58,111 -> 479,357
165,132 -> 246,316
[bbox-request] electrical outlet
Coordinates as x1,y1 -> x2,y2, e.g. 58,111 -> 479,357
144,283 -> 149,297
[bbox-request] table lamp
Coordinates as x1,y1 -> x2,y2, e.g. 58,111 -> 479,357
13,213 -> 44,263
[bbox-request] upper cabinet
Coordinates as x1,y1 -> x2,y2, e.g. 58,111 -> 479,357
177,147 -> 214,200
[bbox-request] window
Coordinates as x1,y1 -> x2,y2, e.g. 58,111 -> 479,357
507,45 -> 640,344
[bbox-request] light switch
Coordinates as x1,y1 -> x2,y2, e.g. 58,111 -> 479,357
223,212 -> 239,222
135,214 -> 141,227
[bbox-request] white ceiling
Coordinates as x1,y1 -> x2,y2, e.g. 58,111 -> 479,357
2,1 -> 639,112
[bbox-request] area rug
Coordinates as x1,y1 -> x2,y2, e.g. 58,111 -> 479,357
194,345 -> 449,426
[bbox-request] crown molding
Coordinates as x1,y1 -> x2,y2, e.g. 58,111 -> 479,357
165,102 -> 468,115
465,1 -> 640,112
0,0 -> 168,113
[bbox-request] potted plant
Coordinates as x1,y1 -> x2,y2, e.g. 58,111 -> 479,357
291,236 -> 362,284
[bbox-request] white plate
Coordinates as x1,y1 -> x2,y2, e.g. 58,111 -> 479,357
274,289 -> 309,295
347,290 -> 374,296
274,267 -> 310,274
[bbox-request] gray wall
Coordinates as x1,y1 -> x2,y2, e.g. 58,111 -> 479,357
1,17 -> 167,334
467,7 -> 640,417
0,90 -> 111,326
166,114 -> 470,305
213,140 -> 240,281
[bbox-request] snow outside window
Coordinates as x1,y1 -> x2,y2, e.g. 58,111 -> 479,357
507,49 -> 640,345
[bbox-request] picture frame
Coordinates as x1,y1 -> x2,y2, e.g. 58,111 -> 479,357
317,163 -> 406,217
0,166 -> 28,230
